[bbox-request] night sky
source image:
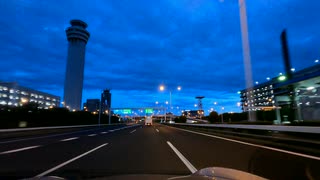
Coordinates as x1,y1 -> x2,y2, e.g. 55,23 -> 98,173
0,0 -> 319,114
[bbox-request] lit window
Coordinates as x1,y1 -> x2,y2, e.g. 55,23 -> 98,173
9,89 -> 14,93
9,95 -> 13,99
39,95 -> 44,99
52,99 -> 56,101
8,102 -> 12,105
0,101 -> 6,105
15,97 -> 19,99
3,87 -> 8,91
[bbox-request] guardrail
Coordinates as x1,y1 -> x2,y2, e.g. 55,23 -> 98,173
0,124 -> 116,133
172,123 -> 320,134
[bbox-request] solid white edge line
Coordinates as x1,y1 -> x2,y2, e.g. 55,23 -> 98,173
130,129 -> 136,134
36,143 -> 108,177
167,141 -> 197,173
60,137 -> 79,142
167,175 -> 192,180
101,132 -> 108,134
0,145 -> 41,155
156,129 -> 159,132
88,134 -> 96,137
169,126 -> 320,161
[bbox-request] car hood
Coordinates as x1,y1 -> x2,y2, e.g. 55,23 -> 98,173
26,167 -> 267,180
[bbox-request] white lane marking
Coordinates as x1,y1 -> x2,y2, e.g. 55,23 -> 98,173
109,130 -> 114,132
168,175 -> 191,180
167,141 -> 197,173
88,134 -> 97,137
0,128 -> 100,144
130,129 -> 136,134
156,129 -> 159,133
101,132 -> 108,134
170,126 -> 320,161
60,137 -> 79,142
36,143 -> 108,177
0,145 -> 41,155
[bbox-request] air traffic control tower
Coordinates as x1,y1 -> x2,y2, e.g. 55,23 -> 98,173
63,20 -> 90,111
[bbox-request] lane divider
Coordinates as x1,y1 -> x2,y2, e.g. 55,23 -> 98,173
156,129 -> 159,133
101,132 -> 108,134
0,145 -> 41,155
88,134 -> 97,137
60,137 -> 79,142
167,141 -> 197,173
130,129 -> 136,134
36,143 -> 108,177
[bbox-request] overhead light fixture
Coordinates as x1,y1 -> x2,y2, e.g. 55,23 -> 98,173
278,75 -> 286,81
307,86 -> 315,90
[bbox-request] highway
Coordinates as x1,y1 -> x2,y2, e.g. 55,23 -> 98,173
0,123 -> 319,180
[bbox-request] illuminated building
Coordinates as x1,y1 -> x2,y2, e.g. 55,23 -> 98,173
0,82 -> 60,109
83,99 -> 100,112
240,64 -> 320,121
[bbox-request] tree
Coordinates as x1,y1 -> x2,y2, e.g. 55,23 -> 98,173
174,116 -> 187,123
208,111 -> 219,123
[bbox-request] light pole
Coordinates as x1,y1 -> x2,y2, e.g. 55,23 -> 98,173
239,0 -> 256,122
159,85 -> 181,120
221,107 -> 225,123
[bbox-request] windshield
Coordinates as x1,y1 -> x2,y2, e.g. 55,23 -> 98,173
0,0 -> 319,179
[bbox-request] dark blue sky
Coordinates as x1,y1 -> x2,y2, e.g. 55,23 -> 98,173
0,0 -> 319,114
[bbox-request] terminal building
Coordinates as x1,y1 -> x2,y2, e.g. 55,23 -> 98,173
0,82 -> 60,109
239,64 -> 320,121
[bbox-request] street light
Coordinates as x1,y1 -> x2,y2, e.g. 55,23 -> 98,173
221,107 -> 225,123
159,85 -> 181,117
159,85 -> 165,91
278,75 -> 286,81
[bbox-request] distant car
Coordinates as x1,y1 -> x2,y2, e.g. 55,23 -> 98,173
145,116 -> 153,126
168,120 -> 175,124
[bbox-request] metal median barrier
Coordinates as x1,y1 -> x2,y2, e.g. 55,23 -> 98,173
0,123 -> 125,141
165,123 -> 320,156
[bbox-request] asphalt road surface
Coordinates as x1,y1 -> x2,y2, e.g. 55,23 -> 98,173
0,123 -> 319,180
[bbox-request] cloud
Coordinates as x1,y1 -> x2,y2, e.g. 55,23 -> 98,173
0,0 -> 319,114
